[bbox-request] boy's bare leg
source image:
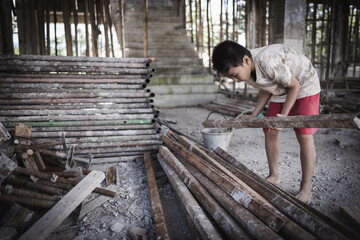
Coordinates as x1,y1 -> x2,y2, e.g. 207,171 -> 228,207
265,130 -> 281,185
295,134 -> 316,204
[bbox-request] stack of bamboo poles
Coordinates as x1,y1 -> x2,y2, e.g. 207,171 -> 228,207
0,55 -> 161,163
201,97 -> 256,117
157,134 -> 358,240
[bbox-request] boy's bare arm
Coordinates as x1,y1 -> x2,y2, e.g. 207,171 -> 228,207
280,76 -> 300,116
250,90 -> 272,117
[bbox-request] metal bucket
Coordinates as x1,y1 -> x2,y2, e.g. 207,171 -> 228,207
201,128 -> 233,151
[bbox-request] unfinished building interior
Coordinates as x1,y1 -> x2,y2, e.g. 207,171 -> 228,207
0,0 -> 359,239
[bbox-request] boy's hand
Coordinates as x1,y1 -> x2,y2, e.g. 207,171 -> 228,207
269,114 -> 285,131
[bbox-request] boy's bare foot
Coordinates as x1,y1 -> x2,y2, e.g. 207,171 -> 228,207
295,188 -> 312,204
266,175 -> 280,185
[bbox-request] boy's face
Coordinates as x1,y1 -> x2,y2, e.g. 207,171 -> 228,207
226,56 -> 253,82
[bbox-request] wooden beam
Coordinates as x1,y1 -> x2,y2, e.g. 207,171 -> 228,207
18,170 -> 105,240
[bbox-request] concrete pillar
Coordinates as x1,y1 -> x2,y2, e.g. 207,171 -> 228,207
283,0 -> 307,53
268,0 -> 285,44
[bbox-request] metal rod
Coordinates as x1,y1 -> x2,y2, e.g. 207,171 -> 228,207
3,119 -> 153,128
0,113 -> 156,122
144,153 -> 170,240
199,148 -> 317,240
159,146 -> 251,240
214,148 -> 359,240
14,167 -> 77,185
156,154 -> 222,240
161,135 -> 286,232
5,175 -> 63,195
202,113 -> 360,129
0,193 -> 55,208
0,185 -> 60,201
179,154 -> 281,240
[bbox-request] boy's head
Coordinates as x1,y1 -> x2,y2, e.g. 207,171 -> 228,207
211,40 -> 252,77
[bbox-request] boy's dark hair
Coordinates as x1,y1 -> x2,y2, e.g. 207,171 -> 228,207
211,40 -> 252,75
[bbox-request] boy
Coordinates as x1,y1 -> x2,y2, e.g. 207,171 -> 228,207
211,40 -> 321,203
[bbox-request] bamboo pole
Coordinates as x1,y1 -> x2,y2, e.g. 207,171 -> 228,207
232,0 -> 236,40
143,0 -> 148,58
220,0 -> 223,42
198,0 -> 203,58
144,153 -> 170,240
46,0 -> 51,55
62,0 -> 73,56
195,0 -> 199,51
159,146 -> 251,240
225,0 -> 229,39
161,135 -> 286,232
189,0 -> 193,43
73,0 -> 79,56
104,0 -> 115,57
84,0 -> 90,56
118,0 -> 125,57
156,154 -> 222,240
207,0 -> 211,72
54,0 -> 58,55
89,0 -> 98,57
100,0 -> 109,57
202,113 -> 360,129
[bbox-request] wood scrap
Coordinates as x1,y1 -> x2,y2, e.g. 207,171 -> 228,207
18,170 -> 105,240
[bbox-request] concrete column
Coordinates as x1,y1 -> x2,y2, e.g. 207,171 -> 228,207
283,0 -> 306,53
268,0 -> 285,44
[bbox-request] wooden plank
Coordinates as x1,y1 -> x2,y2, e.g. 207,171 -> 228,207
18,170 -> 105,240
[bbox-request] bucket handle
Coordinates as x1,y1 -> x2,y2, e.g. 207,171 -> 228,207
206,111 -> 227,120
205,112 -> 232,132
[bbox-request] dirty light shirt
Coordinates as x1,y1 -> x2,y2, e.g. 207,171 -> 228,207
248,44 -> 321,102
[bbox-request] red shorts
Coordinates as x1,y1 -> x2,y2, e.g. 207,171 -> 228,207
264,93 -> 320,135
